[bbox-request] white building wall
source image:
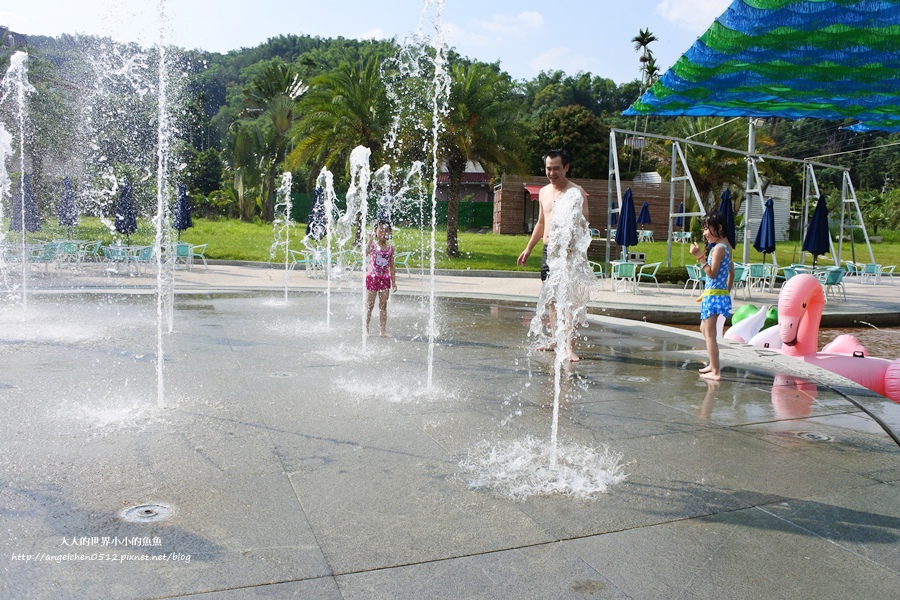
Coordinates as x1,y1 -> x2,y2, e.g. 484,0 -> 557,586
737,183 -> 791,242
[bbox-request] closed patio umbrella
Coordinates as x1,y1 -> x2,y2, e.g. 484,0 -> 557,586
802,194 -> 831,267
306,187 -> 327,241
58,176 -> 78,237
718,189 -> 736,249
172,182 -> 193,238
675,201 -> 684,228
9,173 -> 41,234
114,179 -> 138,243
615,188 -> 638,256
753,198 -> 776,262
637,201 -> 652,225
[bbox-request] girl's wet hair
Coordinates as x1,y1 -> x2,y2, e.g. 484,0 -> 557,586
374,220 -> 392,231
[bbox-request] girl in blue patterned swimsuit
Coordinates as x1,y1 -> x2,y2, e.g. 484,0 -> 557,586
689,212 -> 734,381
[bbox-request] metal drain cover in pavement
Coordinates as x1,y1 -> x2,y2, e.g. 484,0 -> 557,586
795,431 -> 833,442
121,503 -> 173,522
270,372 -> 296,378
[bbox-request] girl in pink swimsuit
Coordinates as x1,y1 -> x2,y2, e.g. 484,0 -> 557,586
365,221 -> 397,336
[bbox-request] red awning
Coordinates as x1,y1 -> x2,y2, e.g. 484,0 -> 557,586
524,184 -> 542,200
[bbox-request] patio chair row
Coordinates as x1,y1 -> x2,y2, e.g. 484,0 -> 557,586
590,260 -> 661,294
289,248 -> 415,279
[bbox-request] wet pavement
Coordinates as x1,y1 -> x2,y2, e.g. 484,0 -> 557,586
1,263 -> 898,599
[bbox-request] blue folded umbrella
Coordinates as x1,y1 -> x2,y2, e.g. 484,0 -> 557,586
615,188 -> 639,252
9,173 -> 41,234
306,187 -> 327,241
58,176 -> 78,229
115,179 -> 138,240
753,198 -> 776,261
173,182 -> 193,235
802,195 -> 831,266
637,201 -> 652,225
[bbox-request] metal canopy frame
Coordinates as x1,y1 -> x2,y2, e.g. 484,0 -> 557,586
607,127 -> 870,268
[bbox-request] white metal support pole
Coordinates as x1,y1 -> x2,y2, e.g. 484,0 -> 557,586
667,142 -> 677,267
742,119 -> 756,265
606,130 -> 621,268
841,171 -> 875,264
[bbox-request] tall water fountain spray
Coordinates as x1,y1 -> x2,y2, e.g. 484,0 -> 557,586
0,124 -> 13,294
316,167 -> 338,328
372,165 -> 394,225
378,0 -> 450,387
0,51 -> 36,312
341,146 -> 372,348
421,0 -> 450,389
270,172 -> 295,301
153,0 -> 181,408
389,161 -> 426,293
528,189 -> 596,467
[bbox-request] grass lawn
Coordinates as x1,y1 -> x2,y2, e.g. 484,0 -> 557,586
11,217 -> 900,278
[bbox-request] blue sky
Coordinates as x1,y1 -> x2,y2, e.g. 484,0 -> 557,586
3,0 -> 732,84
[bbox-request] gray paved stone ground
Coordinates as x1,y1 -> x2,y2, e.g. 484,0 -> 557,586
1,263 -> 898,599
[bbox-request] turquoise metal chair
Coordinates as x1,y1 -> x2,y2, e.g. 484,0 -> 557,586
861,263 -> 880,284
682,264 -> 703,297
394,251 -> 413,277
80,240 -> 102,263
190,244 -> 208,269
637,261 -> 661,291
819,268 -> 847,300
611,261 -> 638,294
56,241 -> 80,268
174,242 -> 191,269
29,242 -> 59,273
748,263 -> 769,292
732,263 -> 751,299
133,246 -> 155,275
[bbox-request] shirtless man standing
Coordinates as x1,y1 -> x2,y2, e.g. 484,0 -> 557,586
517,149 -> 590,361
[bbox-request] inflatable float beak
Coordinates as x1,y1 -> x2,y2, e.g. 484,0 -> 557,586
779,315 -> 802,346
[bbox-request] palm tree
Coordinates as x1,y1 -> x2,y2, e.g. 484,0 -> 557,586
643,56 -> 661,88
287,57 -> 392,180
440,62 -> 526,257
226,121 -> 267,221
630,28 -> 659,171
242,59 -> 308,221
631,28 -> 659,95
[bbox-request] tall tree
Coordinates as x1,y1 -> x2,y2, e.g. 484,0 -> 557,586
287,56 -> 391,180
534,105 -> 608,179
241,59 -> 307,221
440,62 -> 526,257
226,120 -> 267,221
631,28 -> 659,95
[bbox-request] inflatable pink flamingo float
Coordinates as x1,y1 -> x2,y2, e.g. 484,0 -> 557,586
777,274 -> 900,402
